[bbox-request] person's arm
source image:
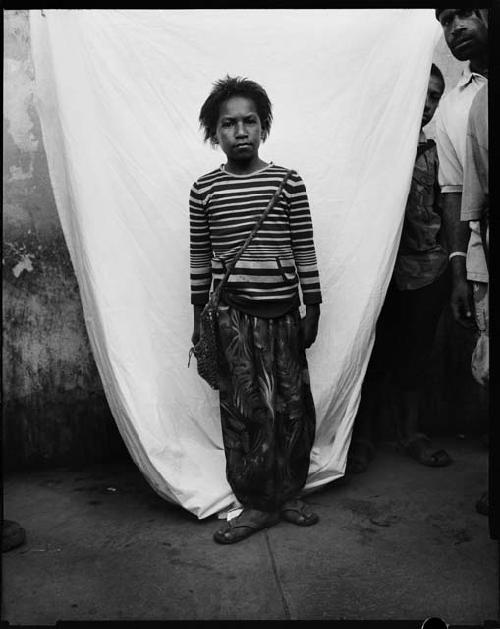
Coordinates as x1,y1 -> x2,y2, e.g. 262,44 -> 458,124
434,110 -> 474,328
189,181 -> 212,344
479,214 -> 489,267
461,89 -> 489,269
302,303 -> 321,349
441,192 -> 474,328
192,305 -> 203,346
286,171 -> 322,348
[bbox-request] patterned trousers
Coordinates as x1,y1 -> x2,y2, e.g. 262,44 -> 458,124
216,305 -> 316,512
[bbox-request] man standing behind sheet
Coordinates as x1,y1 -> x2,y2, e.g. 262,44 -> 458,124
433,9 -> 488,331
461,84 -> 490,520
461,83 -> 488,387
347,66 -> 452,473
434,9 -> 491,526
462,86 -> 489,264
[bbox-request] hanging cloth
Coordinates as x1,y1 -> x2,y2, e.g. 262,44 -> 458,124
29,9 -> 440,518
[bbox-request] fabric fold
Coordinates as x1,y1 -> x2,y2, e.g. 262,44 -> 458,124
29,9 -> 440,518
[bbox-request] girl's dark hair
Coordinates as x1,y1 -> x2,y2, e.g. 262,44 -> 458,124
430,63 -> 445,91
199,75 -> 273,145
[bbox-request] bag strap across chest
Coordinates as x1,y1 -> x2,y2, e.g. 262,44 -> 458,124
213,169 -> 293,302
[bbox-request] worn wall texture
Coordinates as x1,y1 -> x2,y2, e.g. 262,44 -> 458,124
3,10 -> 487,470
3,10 -> 127,469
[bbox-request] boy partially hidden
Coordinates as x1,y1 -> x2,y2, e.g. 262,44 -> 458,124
348,65 -> 452,472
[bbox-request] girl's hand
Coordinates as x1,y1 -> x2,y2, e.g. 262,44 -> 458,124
192,305 -> 203,346
301,304 -> 320,349
191,326 -> 200,347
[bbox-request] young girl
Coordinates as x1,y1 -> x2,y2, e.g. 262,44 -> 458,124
190,76 -> 322,544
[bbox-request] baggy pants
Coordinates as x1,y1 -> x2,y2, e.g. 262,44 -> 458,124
216,305 -> 316,512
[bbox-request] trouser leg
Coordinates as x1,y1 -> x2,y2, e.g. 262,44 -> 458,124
217,307 -> 315,512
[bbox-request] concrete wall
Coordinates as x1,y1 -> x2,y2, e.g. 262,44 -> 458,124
3,11 -> 487,471
3,10 -> 127,469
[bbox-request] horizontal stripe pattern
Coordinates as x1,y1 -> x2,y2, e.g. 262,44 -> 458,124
190,163 -> 322,307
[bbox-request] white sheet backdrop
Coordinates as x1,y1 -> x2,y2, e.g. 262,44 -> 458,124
29,9 -> 440,518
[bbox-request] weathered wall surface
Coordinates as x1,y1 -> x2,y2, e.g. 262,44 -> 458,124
3,12 -> 487,470
3,10 -> 127,469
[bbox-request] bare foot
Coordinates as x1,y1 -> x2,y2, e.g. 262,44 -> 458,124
403,434 -> 452,467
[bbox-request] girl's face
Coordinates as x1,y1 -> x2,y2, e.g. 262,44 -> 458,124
215,96 -> 263,164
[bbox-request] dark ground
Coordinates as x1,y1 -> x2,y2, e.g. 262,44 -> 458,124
2,436 -> 498,625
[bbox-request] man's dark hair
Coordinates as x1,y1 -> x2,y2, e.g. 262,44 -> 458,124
435,8 -> 488,23
430,63 -> 445,91
199,75 -> 273,146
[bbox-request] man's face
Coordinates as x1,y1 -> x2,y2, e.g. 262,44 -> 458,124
438,9 -> 488,61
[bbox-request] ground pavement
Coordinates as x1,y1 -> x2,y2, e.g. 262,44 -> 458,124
2,436 -> 498,624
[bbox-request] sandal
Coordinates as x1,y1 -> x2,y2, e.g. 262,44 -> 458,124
280,499 -> 319,526
346,439 -> 375,474
2,520 -> 26,553
213,509 -> 279,544
403,434 -> 452,468
475,491 -> 489,516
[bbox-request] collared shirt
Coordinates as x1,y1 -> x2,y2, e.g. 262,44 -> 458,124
434,63 -> 488,283
461,84 -> 488,222
393,132 -> 448,291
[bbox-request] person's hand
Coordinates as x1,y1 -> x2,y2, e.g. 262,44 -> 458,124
191,326 -> 200,347
301,305 -> 320,349
191,305 -> 203,346
451,277 -> 475,328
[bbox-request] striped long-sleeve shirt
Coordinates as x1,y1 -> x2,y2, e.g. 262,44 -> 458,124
190,162 -> 322,315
